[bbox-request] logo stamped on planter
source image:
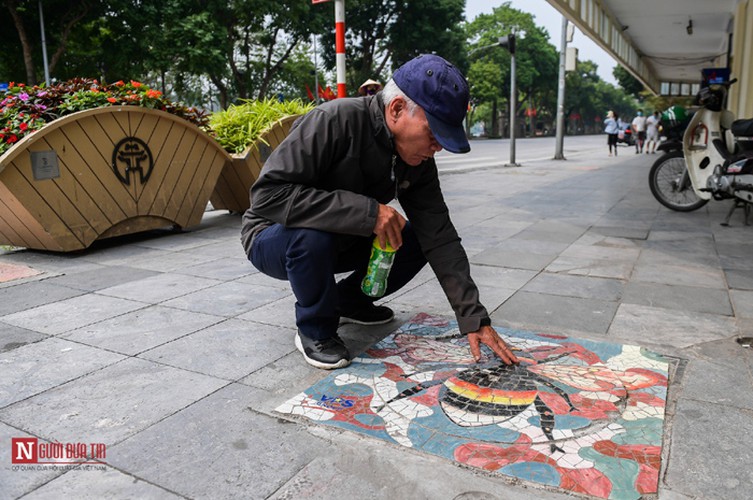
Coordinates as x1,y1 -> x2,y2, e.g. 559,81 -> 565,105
112,137 -> 153,185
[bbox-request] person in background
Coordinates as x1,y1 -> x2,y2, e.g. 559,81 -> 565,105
631,109 -> 647,154
358,79 -> 382,96
604,110 -> 620,156
241,54 -> 519,370
645,110 -> 661,154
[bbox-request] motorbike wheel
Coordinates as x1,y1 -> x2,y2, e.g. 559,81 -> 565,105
648,150 -> 709,212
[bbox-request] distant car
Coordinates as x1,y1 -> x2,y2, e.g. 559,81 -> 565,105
616,124 -> 635,147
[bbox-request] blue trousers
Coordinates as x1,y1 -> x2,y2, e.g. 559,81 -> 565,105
248,223 -> 426,340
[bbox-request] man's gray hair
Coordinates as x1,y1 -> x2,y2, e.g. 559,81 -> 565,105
381,79 -> 418,115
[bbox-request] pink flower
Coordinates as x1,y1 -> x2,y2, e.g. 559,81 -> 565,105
19,93 -> 29,101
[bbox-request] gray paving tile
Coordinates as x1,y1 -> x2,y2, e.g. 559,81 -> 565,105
0,422 -> 62,499
715,241 -> 753,261
236,271 -> 290,289
185,239 -> 248,259
607,303 -> 737,349
522,272 -> 624,301
664,399 -> 753,499
107,383 -> 323,500
559,243 -> 641,261
681,357 -> 753,410
545,254 -> 635,279
236,294 -> 296,329
96,273 -> 221,303
239,350 -> 328,396
0,294 -> 146,336
729,289 -> 753,318
0,337 -> 125,407
0,282 -> 85,316
482,237 -> 571,256
724,268 -> 753,290
513,229 -> 584,244
0,250 -> 101,273
631,261 -> 727,289
0,323 -> 48,353
103,249 -> 222,273
172,256 -> 254,281
139,319 -> 293,380
468,265 -> 537,290
383,278 -> 516,318
162,281 -> 290,317
622,282 -> 733,316
586,225 -> 650,240
683,335 -> 752,369
21,466 -> 182,499
76,244 -> 169,266
0,358 -> 227,445
43,265 -> 160,292
470,249 -> 555,271
268,433 -> 570,500
130,232 -> 220,252
491,291 -> 618,334
572,232 -> 643,249
62,305 -> 224,356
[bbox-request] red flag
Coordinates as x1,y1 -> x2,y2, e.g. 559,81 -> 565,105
324,86 -> 336,100
305,84 -> 315,101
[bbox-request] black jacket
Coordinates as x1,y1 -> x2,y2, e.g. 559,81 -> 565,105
241,94 -> 489,334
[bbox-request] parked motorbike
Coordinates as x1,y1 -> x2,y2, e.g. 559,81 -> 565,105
649,79 -> 753,223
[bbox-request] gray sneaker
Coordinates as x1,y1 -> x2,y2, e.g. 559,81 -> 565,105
295,331 -> 351,370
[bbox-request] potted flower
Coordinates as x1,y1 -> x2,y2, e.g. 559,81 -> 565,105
0,79 -> 230,252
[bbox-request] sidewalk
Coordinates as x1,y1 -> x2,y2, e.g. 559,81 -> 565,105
1,135 -> 752,499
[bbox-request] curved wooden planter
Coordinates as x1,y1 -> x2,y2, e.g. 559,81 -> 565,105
210,114 -> 299,213
0,106 -> 231,252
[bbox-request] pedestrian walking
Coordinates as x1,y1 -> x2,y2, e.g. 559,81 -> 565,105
645,110 -> 661,154
604,110 -> 620,156
632,110 -> 647,153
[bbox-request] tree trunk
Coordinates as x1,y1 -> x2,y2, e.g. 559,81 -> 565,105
5,0 -> 36,84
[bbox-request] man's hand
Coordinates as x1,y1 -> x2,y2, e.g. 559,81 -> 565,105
374,203 -> 406,249
467,325 -> 519,365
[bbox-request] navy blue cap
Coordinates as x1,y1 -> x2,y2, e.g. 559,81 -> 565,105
392,54 -> 470,154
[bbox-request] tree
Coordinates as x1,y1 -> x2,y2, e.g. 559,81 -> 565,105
564,60 -> 637,134
316,0 -> 465,95
465,3 -> 558,137
2,0 -> 105,84
613,65 -> 644,99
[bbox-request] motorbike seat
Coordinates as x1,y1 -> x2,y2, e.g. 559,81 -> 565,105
731,118 -> 753,137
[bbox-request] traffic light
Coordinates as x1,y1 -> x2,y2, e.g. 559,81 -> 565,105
498,34 -> 515,55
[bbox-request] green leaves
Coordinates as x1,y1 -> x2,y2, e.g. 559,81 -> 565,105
208,98 -> 314,154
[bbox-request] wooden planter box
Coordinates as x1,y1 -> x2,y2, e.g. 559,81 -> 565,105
0,106 -> 231,252
210,114 -> 299,213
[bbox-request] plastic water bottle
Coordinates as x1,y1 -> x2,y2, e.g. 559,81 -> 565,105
361,238 -> 396,298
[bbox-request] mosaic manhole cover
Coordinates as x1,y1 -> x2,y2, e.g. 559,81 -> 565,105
277,313 -> 670,499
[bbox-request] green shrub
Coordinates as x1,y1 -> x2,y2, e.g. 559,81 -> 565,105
208,98 -> 315,154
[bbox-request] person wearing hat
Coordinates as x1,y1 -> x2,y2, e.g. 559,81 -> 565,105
358,79 -> 382,96
604,110 -> 620,156
241,54 -> 519,370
